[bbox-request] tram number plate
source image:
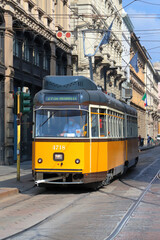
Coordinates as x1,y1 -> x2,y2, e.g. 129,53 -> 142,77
53,145 -> 65,151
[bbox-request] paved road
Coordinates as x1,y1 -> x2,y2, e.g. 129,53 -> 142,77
1,147 -> 160,240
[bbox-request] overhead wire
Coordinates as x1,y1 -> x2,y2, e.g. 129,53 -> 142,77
137,0 -> 160,6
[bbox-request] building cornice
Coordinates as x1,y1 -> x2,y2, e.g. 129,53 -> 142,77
1,0 -> 72,52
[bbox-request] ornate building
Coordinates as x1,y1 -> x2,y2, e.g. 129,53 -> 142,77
0,0 -> 72,164
145,60 -> 159,140
121,10 -> 134,101
70,0 -> 126,99
130,32 -> 160,142
0,12 -> 5,163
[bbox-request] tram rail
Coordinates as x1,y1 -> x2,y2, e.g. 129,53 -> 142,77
104,169 -> 160,240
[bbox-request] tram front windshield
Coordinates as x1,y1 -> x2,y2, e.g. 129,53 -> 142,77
35,109 -> 89,138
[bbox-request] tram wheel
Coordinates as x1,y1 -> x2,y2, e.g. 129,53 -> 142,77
131,157 -> 139,168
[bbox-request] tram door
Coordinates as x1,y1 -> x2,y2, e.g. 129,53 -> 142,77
90,107 -> 108,173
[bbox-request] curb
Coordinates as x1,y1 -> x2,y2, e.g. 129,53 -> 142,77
0,188 -> 19,200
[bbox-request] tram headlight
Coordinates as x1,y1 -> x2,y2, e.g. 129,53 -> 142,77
75,159 -> 80,164
53,153 -> 64,161
38,158 -> 43,163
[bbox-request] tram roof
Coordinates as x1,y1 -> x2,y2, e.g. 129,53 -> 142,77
43,75 -> 98,91
34,76 -> 137,116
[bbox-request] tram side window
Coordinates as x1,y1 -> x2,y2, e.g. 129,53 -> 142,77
127,116 -> 130,137
132,117 -> 137,137
119,115 -> 123,138
108,110 -> 111,137
115,112 -> 118,137
127,116 -> 135,137
99,109 -> 107,137
123,118 -> 126,138
135,118 -> 138,137
91,108 -> 99,137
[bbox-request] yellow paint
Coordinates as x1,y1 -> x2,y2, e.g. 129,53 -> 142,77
107,141 -> 126,169
33,141 -> 85,172
33,139 -> 129,175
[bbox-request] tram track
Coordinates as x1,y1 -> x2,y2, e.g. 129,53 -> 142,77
104,169 -> 160,240
1,150 -> 160,240
1,189 -> 90,240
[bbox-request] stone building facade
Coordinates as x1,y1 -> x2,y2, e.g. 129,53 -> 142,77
70,0 -> 126,99
0,12 -> 5,163
145,61 -> 159,140
121,10 -> 134,101
130,33 -> 160,143
0,0 -> 72,164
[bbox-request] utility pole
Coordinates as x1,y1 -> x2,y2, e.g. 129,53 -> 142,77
17,87 -> 21,181
88,56 -> 93,81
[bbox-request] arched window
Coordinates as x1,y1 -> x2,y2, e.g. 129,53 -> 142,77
43,44 -> 50,71
13,36 -> 20,57
33,45 -> 40,66
22,39 -> 30,62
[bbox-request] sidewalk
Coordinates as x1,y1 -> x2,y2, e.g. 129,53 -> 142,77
0,161 -> 34,200
139,141 -> 160,151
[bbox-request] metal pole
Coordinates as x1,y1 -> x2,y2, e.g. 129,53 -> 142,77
88,56 -> 93,81
17,87 -> 21,181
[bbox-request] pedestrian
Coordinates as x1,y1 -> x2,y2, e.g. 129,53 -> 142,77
138,135 -> 141,146
151,137 -> 154,145
147,134 -> 151,145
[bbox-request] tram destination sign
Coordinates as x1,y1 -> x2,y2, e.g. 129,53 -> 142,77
44,93 -> 79,103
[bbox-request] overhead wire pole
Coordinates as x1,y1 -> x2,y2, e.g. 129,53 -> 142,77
82,20 -> 114,81
88,56 -> 93,81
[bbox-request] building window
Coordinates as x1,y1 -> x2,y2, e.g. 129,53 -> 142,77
47,18 -> 52,27
33,47 -> 40,66
28,3 -> 33,12
38,11 -> 43,21
22,40 -> 30,62
13,37 -> 20,58
43,50 -> 49,70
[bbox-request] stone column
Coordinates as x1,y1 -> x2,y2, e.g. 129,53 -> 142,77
4,12 -> 14,164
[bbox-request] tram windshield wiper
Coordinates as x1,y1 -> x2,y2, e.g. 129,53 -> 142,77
39,112 -> 55,128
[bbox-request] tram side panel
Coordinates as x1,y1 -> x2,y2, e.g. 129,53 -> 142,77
126,138 -> 138,167
86,139 -> 126,180
107,140 -> 126,173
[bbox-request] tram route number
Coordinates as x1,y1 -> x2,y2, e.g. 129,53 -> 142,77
53,145 -> 65,151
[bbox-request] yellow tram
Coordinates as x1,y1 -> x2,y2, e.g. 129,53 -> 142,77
32,76 -> 138,187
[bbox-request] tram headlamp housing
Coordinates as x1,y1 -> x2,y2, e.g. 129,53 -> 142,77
38,158 -> 43,163
53,153 -> 64,161
75,159 -> 80,164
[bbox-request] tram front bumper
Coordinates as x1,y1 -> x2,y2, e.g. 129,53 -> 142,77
35,178 -> 83,186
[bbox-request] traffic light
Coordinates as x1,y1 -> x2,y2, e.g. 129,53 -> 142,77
20,92 -> 31,114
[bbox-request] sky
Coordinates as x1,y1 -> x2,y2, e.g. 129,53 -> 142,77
122,0 -> 160,63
